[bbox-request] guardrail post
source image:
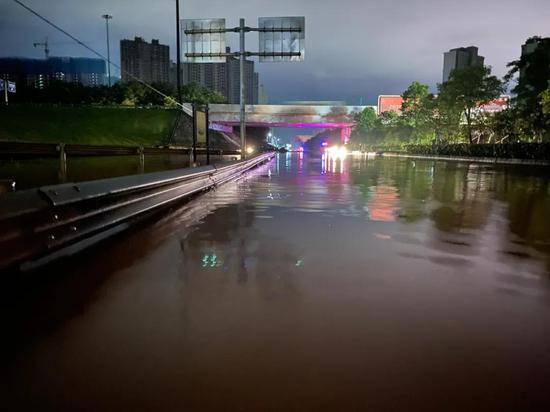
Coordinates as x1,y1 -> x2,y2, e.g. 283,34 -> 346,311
138,146 -> 145,173
58,143 -> 67,183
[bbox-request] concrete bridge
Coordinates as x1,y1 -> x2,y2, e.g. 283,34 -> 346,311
207,104 -> 372,144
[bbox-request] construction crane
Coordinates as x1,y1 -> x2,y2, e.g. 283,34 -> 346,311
33,37 -> 50,59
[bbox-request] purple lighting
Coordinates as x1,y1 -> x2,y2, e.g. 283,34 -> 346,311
215,121 -> 355,129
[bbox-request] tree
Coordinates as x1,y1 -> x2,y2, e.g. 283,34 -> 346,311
181,82 -> 225,105
120,81 -> 148,106
505,37 -> 550,140
433,95 -> 463,143
492,108 -> 523,143
438,66 -> 504,143
349,107 -> 377,149
540,81 -> 550,116
401,81 -> 436,143
356,106 -> 377,134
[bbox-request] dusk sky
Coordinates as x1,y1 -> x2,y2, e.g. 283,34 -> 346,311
2,0 -> 550,104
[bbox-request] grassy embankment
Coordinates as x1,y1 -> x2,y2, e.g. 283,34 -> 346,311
0,106 -> 179,146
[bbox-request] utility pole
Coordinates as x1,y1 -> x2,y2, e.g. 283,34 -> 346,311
176,0 -> 182,104
239,18 -> 246,159
101,14 -> 113,87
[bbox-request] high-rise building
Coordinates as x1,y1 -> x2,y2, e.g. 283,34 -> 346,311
520,37 -> 550,79
225,49 -> 257,104
0,57 -> 106,89
442,46 -> 484,82
170,47 -> 259,104
181,61 -> 228,98
259,84 -> 268,104
120,37 -> 170,84
521,37 -> 550,56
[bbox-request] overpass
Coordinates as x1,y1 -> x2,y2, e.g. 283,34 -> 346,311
207,104 -> 372,144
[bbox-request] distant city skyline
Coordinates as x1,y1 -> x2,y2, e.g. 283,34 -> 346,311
1,0 -> 550,104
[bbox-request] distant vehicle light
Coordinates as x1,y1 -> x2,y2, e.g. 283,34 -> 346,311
246,146 -> 255,154
326,145 -> 347,160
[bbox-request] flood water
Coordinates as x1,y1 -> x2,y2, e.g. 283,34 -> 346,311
2,153 -> 550,411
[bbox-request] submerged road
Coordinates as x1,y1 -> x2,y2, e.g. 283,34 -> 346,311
2,153 -> 550,411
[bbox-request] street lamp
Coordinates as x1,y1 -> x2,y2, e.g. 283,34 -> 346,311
101,14 -> 113,86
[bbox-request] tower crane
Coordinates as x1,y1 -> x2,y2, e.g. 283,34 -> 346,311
33,37 -> 50,59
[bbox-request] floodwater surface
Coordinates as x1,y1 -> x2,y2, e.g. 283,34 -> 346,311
2,153 -> 550,411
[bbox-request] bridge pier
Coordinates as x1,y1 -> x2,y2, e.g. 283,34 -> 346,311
341,127 -> 351,145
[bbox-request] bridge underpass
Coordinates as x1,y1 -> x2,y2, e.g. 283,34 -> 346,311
207,104 -> 369,145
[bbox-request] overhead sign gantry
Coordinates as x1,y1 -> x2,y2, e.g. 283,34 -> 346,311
182,16 -> 305,158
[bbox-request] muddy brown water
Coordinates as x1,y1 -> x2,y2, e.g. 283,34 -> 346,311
1,153 -> 550,411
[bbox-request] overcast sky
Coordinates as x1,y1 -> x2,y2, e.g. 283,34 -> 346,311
1,0 -> 550,104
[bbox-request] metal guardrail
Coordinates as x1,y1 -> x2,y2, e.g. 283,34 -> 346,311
0,141 -> 240,158
0,152 -> 275,272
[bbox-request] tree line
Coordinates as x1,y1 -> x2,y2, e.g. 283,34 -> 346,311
351,36 -> 550,149
8,80 -> 226,107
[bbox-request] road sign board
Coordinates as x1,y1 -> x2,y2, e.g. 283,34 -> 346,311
1,81 -> 16,93
196,110 -> 207,144
182,18 -> 226,63
258,16 -> 305,62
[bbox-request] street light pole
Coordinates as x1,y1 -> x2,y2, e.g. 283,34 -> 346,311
101,14 -> 113,87
239,18 -> 246,159
176,0 -> 182,104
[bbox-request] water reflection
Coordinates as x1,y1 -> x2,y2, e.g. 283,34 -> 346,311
2,153 -> 550,410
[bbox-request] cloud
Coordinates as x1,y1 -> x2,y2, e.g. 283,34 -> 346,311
2,0 -> 550,103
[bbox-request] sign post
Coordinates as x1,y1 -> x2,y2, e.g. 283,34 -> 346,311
192,103 -> 209,165
183,16 -> 305,159
205,105 -> 210,165
239,18 -> 246,158
191,103 -> 197,164
1,78 -> 16,106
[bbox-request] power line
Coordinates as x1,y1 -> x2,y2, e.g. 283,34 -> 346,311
11,0 -> 190,113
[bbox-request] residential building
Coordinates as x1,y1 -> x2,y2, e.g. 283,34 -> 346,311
224,48 -> 258,104
377,94 -> 507,116
442,46 -> 484,82
520,37 -> 550,79
259,84 -> 268,104
0,57 -> 106,89
120,37 -> 170,84
377,95 -> 403,115
521,37 -> 550,56
170,47 -> 259,104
